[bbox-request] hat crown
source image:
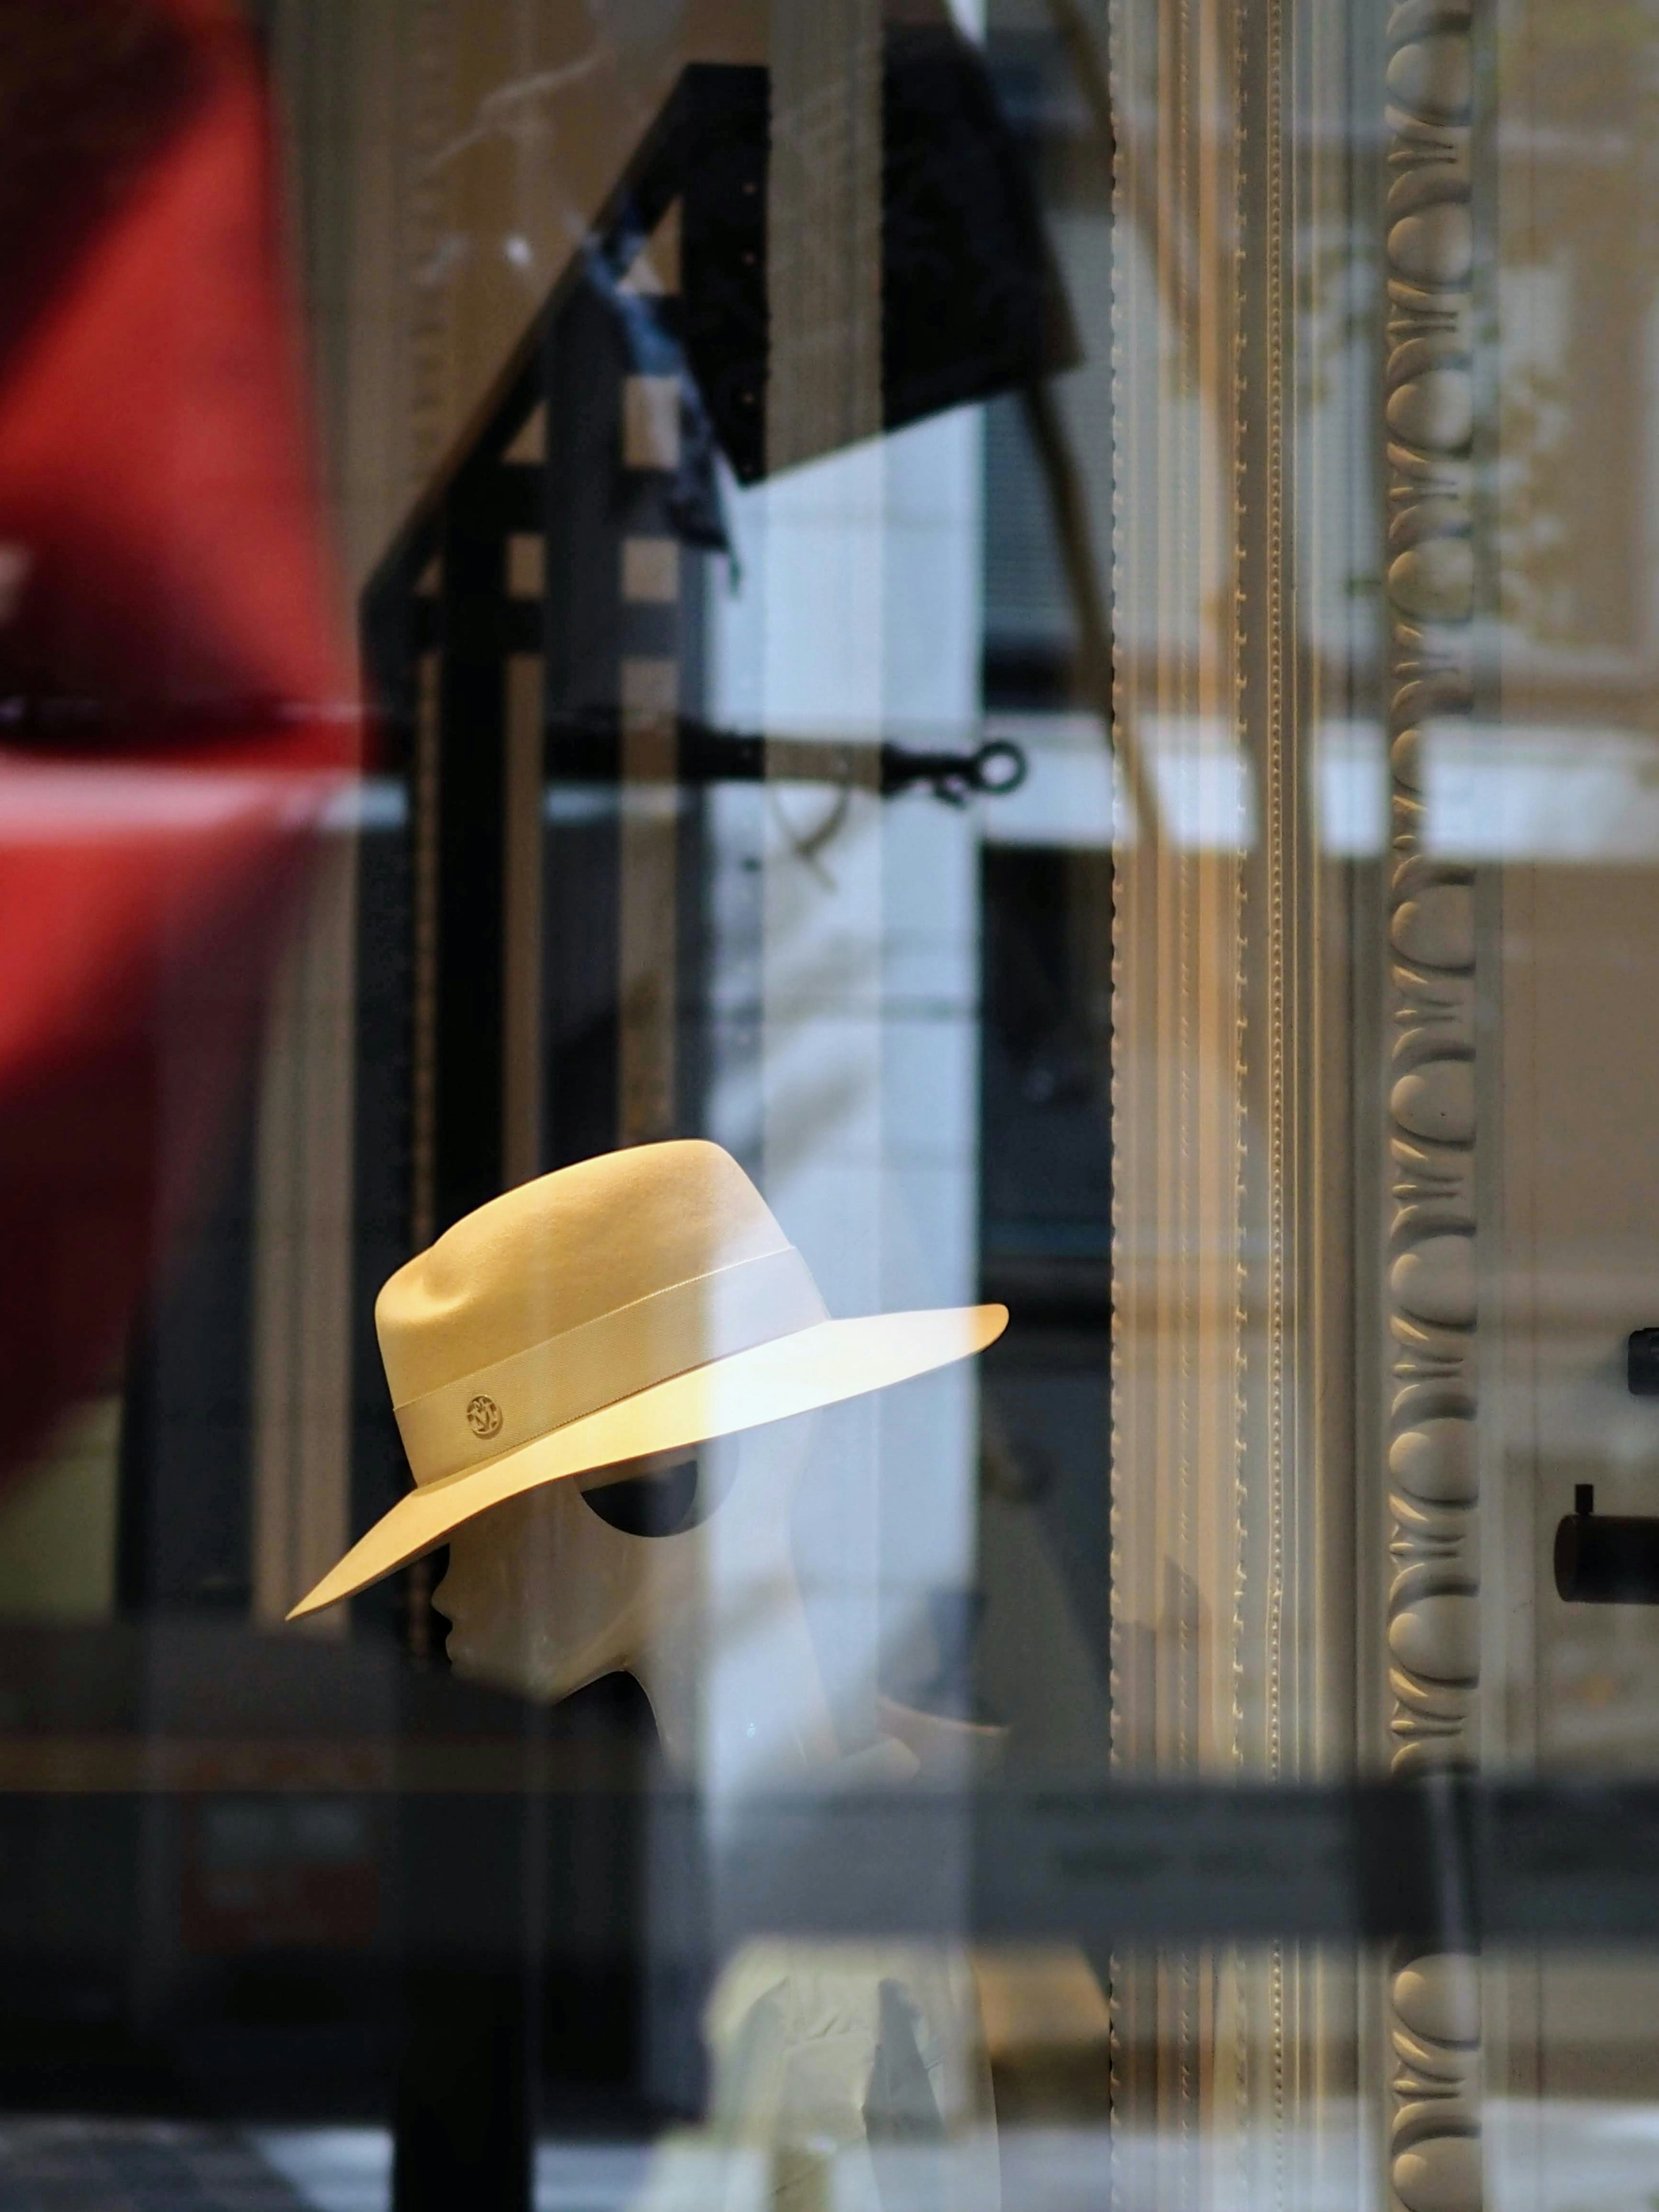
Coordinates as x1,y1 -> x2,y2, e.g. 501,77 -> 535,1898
376,1140 -> 795,1407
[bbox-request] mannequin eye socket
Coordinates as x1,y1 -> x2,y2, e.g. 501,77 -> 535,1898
579,1454 -> 709,1537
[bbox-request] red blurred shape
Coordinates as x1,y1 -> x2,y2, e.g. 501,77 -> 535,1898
0,0 -> 359,1478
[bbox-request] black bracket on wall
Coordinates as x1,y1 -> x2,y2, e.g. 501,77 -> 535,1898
1628,1326 -> 1659,1396
1555,1484 -> 1659,1604
1555,1330 -> 1659,1602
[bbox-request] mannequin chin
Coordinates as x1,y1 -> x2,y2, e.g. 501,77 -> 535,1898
430,1415 -> 841,1780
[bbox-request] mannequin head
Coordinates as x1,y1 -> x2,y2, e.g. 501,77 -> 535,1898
431,1411 -> 839,1779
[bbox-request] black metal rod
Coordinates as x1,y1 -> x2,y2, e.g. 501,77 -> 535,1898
540,709 -> 1027,804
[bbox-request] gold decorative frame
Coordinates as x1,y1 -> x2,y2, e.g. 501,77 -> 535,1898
1109,0 -> 1362,2187
1106,0 -> 1448,2190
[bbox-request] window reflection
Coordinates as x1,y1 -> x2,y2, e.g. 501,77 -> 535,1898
6,0 -> 1659,2204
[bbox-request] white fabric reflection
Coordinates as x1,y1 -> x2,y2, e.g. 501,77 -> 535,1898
689,1940 -> 998,2212
704,412 -> 985,1752
1424,721 -> 1659,860
982,711 -> 1256,852
984,712 -> 1394,857
1316,718 -> 1389,855
241,2098 -> 1659,2212
976,712 -> 1659,864
0,758 -> 345,839
1141,715 -> 1258,852
979,713 -> 1114,848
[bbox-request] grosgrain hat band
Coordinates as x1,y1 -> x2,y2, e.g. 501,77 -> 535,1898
393,1245 -> 830,1486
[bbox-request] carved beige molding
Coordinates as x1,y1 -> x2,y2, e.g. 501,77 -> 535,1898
1108,0 -> 1369,2179
1380,4 -> 1481,2209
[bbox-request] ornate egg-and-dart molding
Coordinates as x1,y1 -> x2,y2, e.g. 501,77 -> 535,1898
1382,6 -> 1481,2212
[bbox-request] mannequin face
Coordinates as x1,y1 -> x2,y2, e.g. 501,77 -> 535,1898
429,1414 -> 839,1780
432,1448 -> 710,1705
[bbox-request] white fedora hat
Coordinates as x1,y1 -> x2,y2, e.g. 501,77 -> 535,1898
289,1139 -> 1007,1618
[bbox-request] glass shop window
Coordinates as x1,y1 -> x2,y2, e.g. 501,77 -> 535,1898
3,1 -> 1659,2210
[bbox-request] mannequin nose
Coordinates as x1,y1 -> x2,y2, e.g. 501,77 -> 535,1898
429,1558 -> 457,1624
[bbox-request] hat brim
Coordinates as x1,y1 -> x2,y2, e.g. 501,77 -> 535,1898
288,1303 -> 1007,1619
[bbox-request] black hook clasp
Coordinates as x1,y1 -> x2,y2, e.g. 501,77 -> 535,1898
879,737 -> 1030,806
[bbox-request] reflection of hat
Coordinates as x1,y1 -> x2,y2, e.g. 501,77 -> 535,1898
290,1141 -> 1007,1618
